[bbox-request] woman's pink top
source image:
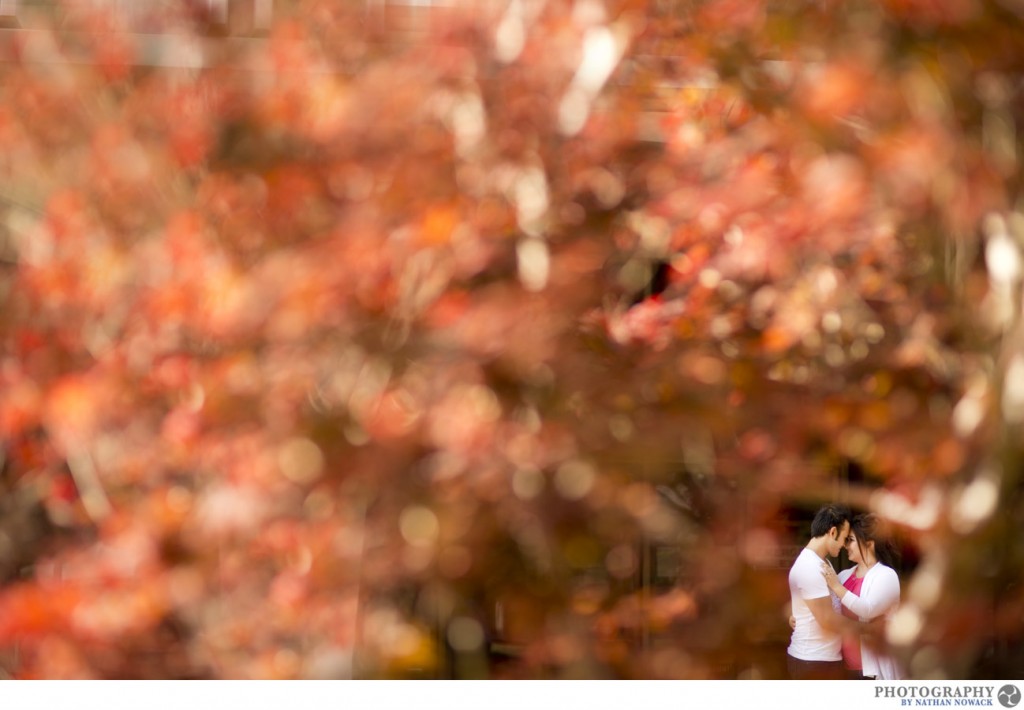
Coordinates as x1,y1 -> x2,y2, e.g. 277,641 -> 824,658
841,574 -> 866,671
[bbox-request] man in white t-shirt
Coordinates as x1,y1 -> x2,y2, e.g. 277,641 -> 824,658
787,504 -> 852,680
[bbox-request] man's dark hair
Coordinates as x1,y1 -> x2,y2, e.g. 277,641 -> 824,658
810,504 -> 852,538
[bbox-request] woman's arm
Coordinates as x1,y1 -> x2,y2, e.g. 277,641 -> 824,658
838,566 -> 900,620
822,564 -> 851,597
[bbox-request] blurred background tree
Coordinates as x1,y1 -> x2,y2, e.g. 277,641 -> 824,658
0,0 -> 1022,679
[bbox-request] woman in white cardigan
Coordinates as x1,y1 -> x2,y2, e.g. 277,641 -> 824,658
822,513 -> 904,680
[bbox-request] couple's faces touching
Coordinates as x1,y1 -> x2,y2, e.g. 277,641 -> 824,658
829,524 -> 874,564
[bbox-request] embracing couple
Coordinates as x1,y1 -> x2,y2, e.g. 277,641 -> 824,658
786,505 -> 904,680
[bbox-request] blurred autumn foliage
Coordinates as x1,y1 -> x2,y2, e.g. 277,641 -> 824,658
1,0 -> 1023,680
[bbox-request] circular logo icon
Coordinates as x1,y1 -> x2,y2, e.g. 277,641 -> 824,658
999,685 -> 1021,709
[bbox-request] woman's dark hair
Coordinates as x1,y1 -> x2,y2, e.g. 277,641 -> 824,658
810,504 -> 852,538
852,513 -> 900,568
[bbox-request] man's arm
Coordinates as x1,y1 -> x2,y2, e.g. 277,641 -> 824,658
805,595 -> 859,636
